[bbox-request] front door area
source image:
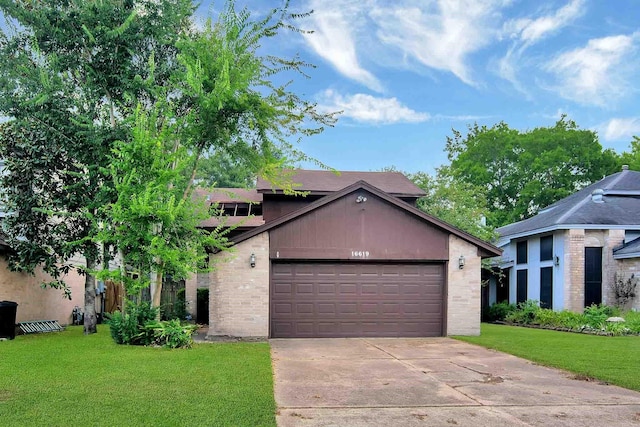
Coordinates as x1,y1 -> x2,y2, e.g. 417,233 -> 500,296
584,247 -> 602,307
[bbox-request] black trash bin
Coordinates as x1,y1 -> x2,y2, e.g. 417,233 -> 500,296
0,301 -> 18,340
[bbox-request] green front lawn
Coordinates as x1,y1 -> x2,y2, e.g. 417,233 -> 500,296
0,326 -> 276,426
455,323 -> 640,392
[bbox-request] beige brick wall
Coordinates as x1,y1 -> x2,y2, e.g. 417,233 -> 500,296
563,229 -> 626,311
208,232 -> 269,338
0,257 -> 85,325
447,235 -> 481,336
564,229 -> 585,312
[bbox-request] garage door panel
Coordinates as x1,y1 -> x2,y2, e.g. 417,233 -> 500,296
271,262 -> 444,338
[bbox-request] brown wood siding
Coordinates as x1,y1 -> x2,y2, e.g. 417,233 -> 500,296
270,190 -> 449,261
262,196 -> 324,222
270,262 -> 444,338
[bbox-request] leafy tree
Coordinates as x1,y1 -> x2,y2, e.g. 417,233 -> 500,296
194,151 -> 256,188
0,0 -> 194,333
445,116 -> 620,227
95,2 -> 336,314
408,169 -> 496,241
98,105 -> 226,311
621,136 -> 640,171
0,0 -> 336,334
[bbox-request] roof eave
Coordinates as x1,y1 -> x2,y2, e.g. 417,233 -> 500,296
499,224 -> 640,242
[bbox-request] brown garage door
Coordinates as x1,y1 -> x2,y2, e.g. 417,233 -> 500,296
271,262 -> 444,338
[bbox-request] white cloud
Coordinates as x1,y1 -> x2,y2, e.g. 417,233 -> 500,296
433,114 -> 494,122
302,1 -> 507,89
318,89 -> 429,124
370,0 -> 504,87
602,117 -> 640,141
499,0 -> 584,92
544,33 -> 639,106
503,0 -> 584,46
303,0 -> 383,92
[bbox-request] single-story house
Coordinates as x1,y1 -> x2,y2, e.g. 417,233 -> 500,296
189,170 -> 501,338
489,165 -> 640,312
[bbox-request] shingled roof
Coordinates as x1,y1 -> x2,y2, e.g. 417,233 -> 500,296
497,168 -> 640,241
614,236 -> 640,259
256,169 -> 426,197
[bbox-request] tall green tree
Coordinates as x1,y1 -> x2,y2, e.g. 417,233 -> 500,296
0,0 -> 336,331
621,136 -> 640,171
445,116 -> 620,227
97,2 -> 336,310
0,0 -> 194,333
194,151 -> 256,188
408,169 -> 495,241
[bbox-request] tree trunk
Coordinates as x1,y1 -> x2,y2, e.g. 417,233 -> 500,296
152,270 -> 163,321
83,257 -> 98,334
118,248 -> 127,316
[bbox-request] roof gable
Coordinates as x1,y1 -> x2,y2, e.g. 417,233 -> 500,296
234,181 -> 501,258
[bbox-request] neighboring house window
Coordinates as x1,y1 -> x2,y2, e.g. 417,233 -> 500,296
220,202 -> 262,216
516,269 -> 528,304
540,235 -> 553,261
540,267 -> 553,309
516,241 -> 527,264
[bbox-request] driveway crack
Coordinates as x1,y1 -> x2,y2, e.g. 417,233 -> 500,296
362,339 -> 485,406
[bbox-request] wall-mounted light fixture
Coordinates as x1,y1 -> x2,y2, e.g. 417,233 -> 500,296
355,195 -> 367,203
250,253 -> 256,268
554,255 -> 560,266
458,255 -> 465,269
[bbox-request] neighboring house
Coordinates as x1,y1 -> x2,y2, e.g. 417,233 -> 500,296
0,234 -> 86,325
187,170 -> 501,338
489,166 -> 640,312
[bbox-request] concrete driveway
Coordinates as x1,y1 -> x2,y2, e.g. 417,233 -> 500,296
271,338 -> 640,426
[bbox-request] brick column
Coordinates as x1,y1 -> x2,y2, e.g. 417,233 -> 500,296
565,229 -> 585,312
208,232 -> 270,338
447,235 -> 481,336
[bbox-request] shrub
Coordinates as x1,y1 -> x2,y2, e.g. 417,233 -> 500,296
505,300 -> 540,325
106,302 -> 158,346
554,310 -> 586,330
499,299 -> 640,335
532,308 -> 559,327
583,304 -> 618,329
483,301 -> 517,322
146,319 -> 198,349
624,311 -> 640,333
602,321 -> 630,336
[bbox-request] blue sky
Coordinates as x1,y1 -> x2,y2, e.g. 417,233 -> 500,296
197,0 -> 640,174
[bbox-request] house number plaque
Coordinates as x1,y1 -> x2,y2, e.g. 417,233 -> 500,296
351,250 -> 370,258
